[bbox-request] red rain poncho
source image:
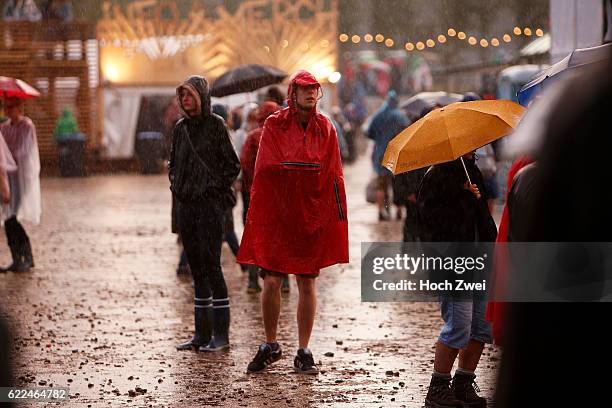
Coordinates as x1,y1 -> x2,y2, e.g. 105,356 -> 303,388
237,71 -> 349,275
486,156 -> 534,345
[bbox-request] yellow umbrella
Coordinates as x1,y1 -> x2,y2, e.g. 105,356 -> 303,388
382,100 -> 525,182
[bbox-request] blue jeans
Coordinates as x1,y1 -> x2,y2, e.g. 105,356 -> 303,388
438,298 -> 492,350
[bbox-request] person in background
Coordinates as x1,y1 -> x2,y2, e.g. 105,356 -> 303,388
239,101 -> 281,293
476,144 -> 499,216
265,86 -> 286,107
331,106 -> 355,163
3,0 -> 41,21
41,0 -> 73,21
0,131 -> 16,246
366,90 -> 409,221
229,106 -> 242,132
212,104 -> 242,267
0,98 -> 41,273
232,103 -> 259,160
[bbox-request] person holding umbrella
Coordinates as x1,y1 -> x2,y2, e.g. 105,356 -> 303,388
417,152 -> 497,408
382,100 -> 523,408
238,70 -> 348,374
0,97 -> 41,272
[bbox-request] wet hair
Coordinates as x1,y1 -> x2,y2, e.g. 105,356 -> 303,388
265,86 -> 285,106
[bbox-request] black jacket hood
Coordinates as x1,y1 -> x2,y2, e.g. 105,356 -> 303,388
176,76 -> 212,119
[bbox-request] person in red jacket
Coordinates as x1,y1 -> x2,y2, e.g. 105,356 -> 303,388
240,101 -> 282,293
239,70 -> 349,374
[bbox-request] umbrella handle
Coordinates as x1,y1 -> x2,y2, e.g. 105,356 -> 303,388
460,157 -> 473,185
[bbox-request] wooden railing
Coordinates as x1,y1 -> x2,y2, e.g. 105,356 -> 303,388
0,21 -> 97,168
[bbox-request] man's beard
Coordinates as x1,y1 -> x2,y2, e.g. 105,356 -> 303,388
297,101 -> 315,112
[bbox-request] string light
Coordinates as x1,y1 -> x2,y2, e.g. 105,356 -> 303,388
337,27 -> 545,52
281,39 -> 289,48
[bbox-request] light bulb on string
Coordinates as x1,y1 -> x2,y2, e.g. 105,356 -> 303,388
535,28 -> 544,37
513,27 -> 522,35
447,28 -> 456,37
503,34 -> 512,42
416,41 -> 425,50
375,34 -> 384,43
480,39 -> 489,47
405,42 -> 414,51
339,34 -> 348,42
468,36 -> 477,45
364,34 -> 373,43
491,38 -> 500,46
458,31 -> 466,40
351,35 -> 361,43
437,35 -> 447,43
524,27 -> 532,36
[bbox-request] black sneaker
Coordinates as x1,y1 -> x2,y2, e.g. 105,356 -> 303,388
247,343 -> 282,373
293,348 -> 319,375
452,371 -> 487,408
425,374 -> 465,408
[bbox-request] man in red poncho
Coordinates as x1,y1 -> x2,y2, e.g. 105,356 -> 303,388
239,70 -> 349,374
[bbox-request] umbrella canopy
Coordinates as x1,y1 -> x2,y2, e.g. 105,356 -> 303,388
0,76 -> 40,99
383,100 -> 525,176
401,91 -> 463,118
517,42 -> 612,106
210,64 -> 287,98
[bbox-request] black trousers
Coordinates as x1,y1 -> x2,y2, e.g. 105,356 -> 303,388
176,200 -> 228,300
4,216 -> 29,249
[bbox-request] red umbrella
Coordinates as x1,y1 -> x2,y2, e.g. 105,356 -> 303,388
0,76 -> 40,99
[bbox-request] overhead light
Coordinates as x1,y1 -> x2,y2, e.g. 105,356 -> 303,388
328,71 -> 341,84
